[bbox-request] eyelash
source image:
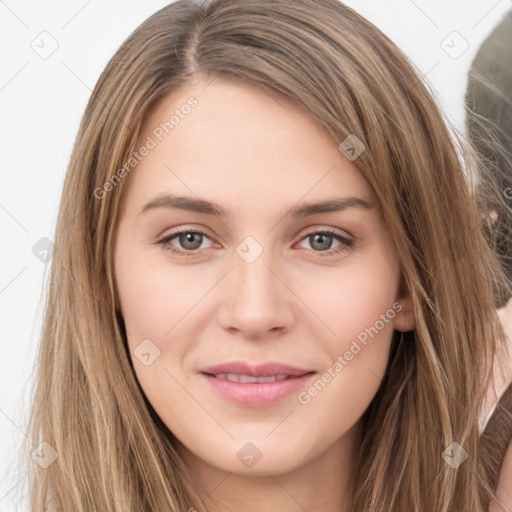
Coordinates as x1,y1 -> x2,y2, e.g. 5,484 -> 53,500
155,228 -> 354,259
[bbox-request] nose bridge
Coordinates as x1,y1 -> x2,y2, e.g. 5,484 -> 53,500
233,239 -> 283,306
219,236 -> 294,336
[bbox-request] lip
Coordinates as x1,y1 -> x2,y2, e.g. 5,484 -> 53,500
199,361 -> 316,407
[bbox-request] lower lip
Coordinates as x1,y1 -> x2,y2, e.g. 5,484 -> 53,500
201,372 -> 316,407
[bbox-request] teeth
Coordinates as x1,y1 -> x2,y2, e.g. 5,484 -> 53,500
214,373 -> 290,383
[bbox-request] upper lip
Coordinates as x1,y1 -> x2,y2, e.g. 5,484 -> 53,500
200,361 -> 314,377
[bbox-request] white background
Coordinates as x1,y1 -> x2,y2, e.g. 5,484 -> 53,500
1,0 -> 511,509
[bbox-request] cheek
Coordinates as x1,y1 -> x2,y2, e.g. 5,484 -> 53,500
296,258 -> 399,411
304,261 -> 399,345
114,246 -> 206,414
115,245 -> 208,347
293,269 -> 397,437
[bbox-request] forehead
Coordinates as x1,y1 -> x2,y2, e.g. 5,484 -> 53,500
122,79 -> 374,215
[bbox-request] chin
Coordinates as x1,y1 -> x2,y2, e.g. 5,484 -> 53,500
188,434 -> 316,476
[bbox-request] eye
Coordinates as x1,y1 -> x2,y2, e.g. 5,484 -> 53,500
296,229 -> 353,257
156,228 -> 353,259
156,228 -> 214,259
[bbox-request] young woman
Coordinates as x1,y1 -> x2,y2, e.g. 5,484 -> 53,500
22,0 -> 512,510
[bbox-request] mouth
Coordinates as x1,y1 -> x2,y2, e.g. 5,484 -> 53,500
199,362 -> 316,407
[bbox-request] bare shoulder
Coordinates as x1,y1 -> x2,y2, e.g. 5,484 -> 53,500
489,440 -> 512,512
489,306 -> 512,510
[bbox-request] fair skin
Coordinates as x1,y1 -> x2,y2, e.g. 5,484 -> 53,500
486,303 -> 512,511
113,78 -> 415,512
488,302 -> 512,511
491,442 -> 512,512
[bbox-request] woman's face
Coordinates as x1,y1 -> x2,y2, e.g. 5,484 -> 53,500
113,79 -> 413,478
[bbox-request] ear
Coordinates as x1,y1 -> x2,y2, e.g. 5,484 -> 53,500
392,276 -> 415,332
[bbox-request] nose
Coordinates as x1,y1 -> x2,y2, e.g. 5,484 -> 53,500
217,249 -> 296,339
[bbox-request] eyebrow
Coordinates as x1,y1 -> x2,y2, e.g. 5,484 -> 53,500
139,194 -> 373,218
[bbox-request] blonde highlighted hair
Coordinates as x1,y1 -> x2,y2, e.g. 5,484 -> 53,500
20,0 -> 511,510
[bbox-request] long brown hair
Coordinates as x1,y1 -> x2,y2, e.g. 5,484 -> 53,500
20,0 -> 511,510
